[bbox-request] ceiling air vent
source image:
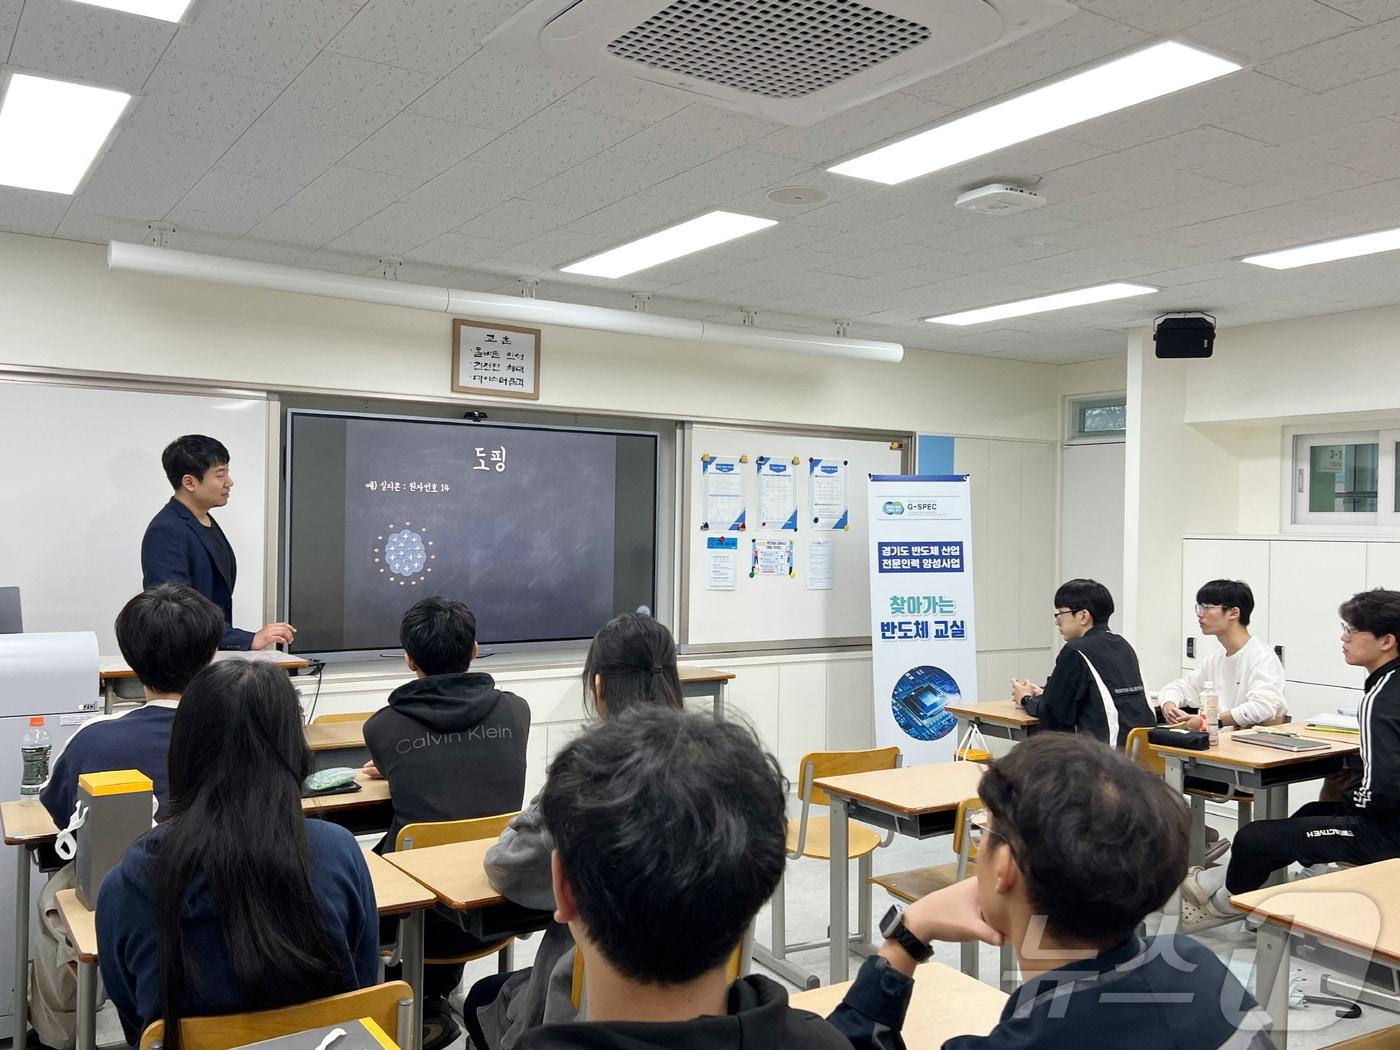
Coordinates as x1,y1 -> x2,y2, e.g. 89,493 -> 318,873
485,0 -> 1076,126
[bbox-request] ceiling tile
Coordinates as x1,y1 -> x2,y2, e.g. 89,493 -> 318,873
405,157 -> 540,213
300,247 -> 377,274
9,0 -> 175,92
0,0 -> 21,60
342,113 -> 500,182
753,92 -> 954,166
75,126 -> 225,221
694,220 -> 840,262
561,194 -> 703,240
1077,0 -> 1259,34
327,0 -> 522,76
263,53 -> 439,139
560,77 -> 694,125
166,169 -> 303,237
334,201 -> 485,255
404,231 -> 519,269
467,103 -> 646,172
1259,15 -> 1400,92
1182,0 -> 1362,62
1311,176 -> 1400,217
818,243 -> 959,280
217,119 -> 361,186
244,205 -> 359,249
517,155 -> 670,210
285,167 -> 422,225
1314,0 -> 1396,22
1217,70 -> 1400,143
410,50 -> 587,131
131,61 -> 282,145
56,208 -> 231,254
164,0 -> 364,84
497,229 -> 613,268
603,105 -> 787,178
455,198 -> 596,242
222,239 -> 312,266
0,186 -> 68,237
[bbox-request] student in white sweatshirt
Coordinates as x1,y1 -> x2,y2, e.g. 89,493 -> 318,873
1158,579 -> 1287,729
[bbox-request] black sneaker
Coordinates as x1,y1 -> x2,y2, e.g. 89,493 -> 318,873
422,996 -> 463,1050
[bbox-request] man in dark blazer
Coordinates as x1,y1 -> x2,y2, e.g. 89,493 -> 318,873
140,434 -> 295,651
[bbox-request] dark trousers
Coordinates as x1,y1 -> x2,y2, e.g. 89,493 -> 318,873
461,970 -> 518,1050
1226,800 -> 1400,893
381,913 -> 493,1001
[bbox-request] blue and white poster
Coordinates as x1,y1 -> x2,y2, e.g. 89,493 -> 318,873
868,475 -> 978,764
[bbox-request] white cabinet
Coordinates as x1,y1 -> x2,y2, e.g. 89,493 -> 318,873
1180,539 -> 1271,670
1281,680 -> 1362,724
1269,541 -> 1366,686
1367,543 -> 1400,590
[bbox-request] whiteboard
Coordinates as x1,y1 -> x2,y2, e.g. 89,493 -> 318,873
0,379 -> 271,654
681,423 -> 907,649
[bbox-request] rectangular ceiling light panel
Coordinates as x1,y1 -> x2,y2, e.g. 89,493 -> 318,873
1243,226 -> 1400,269
74,0 -> 192,21
562,210 -> 777,278
0,74 -> 130,194
831,42 -> 1241,185
926,282 -> 1157,325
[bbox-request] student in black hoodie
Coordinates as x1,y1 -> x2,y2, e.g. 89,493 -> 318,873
1009,578 -> 1153,750
518,706 -> 849,1050
363,596 -> 530,1046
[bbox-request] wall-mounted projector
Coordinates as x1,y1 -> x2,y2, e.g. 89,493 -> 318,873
954,184 -> 1046,214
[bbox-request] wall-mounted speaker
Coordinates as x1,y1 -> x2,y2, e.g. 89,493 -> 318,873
1154,313 -> 1216,359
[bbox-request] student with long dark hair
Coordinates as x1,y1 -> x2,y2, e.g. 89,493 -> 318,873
468,613 -> 685,1050
97,661 -> 379,1048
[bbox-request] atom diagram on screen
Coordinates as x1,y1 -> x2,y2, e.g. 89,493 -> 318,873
372,522 -> 435,587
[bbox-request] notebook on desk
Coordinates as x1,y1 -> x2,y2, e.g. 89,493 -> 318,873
1235,731 -> 1330,752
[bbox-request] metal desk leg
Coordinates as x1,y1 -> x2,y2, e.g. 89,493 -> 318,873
999,942 -> 1017,993
13,844 -> 30,1045
402,909 -> 426,1050
1255,922 -> 1291,1050
1163,757 -> 1187,919
829,795 -> 850,983
76,959 -> 97,1050
715,681 -> 727,721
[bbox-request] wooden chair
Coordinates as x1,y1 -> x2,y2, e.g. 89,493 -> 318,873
1125,727 -> 1253,864
311,712 -> 375,724
751,747 -> 900,989
570,930 -> 751,1014
385,813 -> 520,984
140,980 -> 413,1050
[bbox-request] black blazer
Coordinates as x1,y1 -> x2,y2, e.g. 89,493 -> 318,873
140,497 -> 253,650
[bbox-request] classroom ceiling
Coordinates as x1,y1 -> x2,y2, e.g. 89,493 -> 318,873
3,0 -> 1400,364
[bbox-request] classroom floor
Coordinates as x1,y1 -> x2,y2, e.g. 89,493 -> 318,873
71,815 -> 1396,1050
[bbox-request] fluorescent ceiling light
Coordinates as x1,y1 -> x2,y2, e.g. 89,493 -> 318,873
0,74 -> 129,194
561,211 -> 777,278
72,0 -> 192,20
1242,226 -> 1400,269
830,42 -> 1241,185
926,282 -> 1158,326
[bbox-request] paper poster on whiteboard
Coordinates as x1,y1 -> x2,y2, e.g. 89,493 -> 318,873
705,535 -> 738,590
809,458 -> 848,530
868,475 -> 978,764
701,454 -> 746,531
756,456 -> 798,530
750,538 -> 794,578
806,539 -> 833,590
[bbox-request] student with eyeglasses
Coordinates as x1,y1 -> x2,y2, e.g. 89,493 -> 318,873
1182,588 -> 1400,927
1009,579 -> 1154,750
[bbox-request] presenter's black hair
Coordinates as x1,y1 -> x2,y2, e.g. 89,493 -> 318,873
115,584 -> 222,694
162,434 -> 230,489
1053,578 -> 1114,625
978,733 -> 1188,946
400,596 -> 476,675
1340,588 -> 1400,642
155,662 -> 353,1050
582,612 -> 683,719
1197,579 -> 1255,626
541,707 -> 787,983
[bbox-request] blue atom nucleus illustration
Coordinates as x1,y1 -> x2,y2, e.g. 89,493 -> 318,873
371,522 -> 436,587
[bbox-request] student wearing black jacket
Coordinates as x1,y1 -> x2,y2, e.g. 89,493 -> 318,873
829,734 -> 1274,1050
1010,578 -> 1153,750
1183,588 -> 1400,925
363,596 -> 530,1048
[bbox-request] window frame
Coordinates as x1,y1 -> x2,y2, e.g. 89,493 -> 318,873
1066,393 -> 1127,444
1283,423 -> 1400,533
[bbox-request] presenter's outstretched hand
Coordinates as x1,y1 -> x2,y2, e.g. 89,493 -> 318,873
252,622 -> 297,650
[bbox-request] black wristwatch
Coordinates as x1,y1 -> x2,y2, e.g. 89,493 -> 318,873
879,904 -> 933,963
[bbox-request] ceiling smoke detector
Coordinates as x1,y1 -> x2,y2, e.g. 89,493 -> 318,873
954,184 -> 1046,214
485,0 -> 1076,126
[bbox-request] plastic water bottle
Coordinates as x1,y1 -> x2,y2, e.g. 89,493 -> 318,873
20,716 -> 51,805
1200,681 -> 1220,748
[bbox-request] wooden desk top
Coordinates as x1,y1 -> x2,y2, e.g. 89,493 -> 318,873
815,762 -> 984,816
790,960 -> 1007,1042
2,799 -> 60,845
678,665 -> 735,684
384,839 -> 501,912
1151,728 -> 1358,769
363,847 -> 436,915
99,649 -> 309,681
944,700 -> 1039,727
304,720 -> 367,751
302,771 -> 391,814
55,889 -> 98,964
1232,859 -> 1400,965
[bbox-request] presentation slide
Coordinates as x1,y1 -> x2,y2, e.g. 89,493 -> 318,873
285,411 -> 657,656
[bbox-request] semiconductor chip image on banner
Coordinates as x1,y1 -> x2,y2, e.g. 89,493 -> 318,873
890,665 -> 960,741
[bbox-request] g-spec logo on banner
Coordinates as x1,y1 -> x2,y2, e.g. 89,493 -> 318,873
877,541 -> 964,573
879,495 -> 964,520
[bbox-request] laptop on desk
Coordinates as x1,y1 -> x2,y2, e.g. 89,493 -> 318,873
1235,731 -> 1330,753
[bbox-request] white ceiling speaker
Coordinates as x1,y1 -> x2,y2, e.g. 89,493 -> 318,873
954,183 -> 1046,214
485,0 -> 1076,126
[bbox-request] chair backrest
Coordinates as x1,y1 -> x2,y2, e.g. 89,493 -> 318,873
310,712 -> 374,724
139,980 -> 413,1050
395,811 -> 518,852
1321,1022 -> 1400,1048
570,935 -> 749,1013
951,796 -> 986,860
1124,727 -> 1166,776
797,747 -> 901,806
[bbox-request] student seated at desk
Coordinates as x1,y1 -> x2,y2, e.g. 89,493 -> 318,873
829,734 -> 1274,1050
1182,588 -> 1400,928
29,583 -> 222,1050
1009,579 -> 1154,750
362,596 -> 530,1049
513,705 -> 850,1050
96,661 -> 379,1049
1158,580 -> 1287,730
469,613 -> 685,1050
